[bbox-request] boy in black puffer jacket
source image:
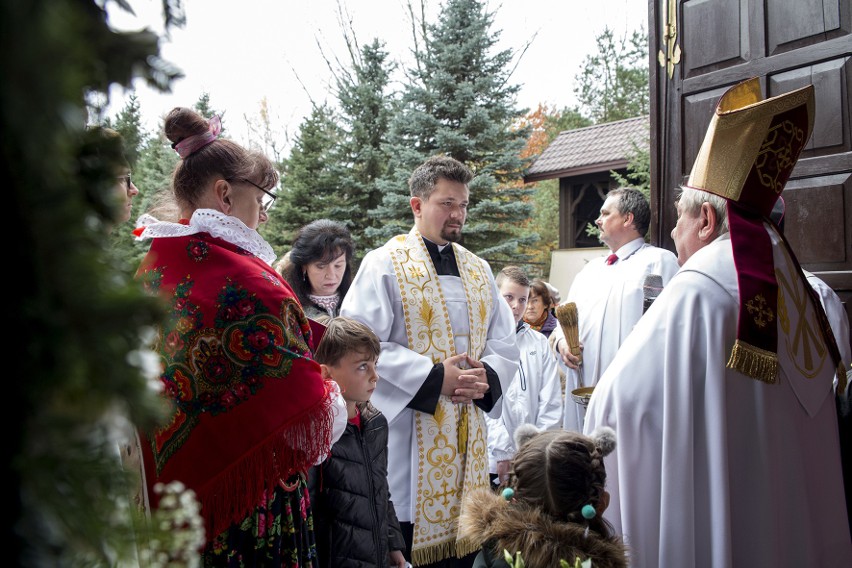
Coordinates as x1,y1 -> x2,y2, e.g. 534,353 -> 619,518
310,317 -> 408,568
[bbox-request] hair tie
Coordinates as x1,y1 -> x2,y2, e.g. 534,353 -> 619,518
581,504 -> 596,519
501,487 -> 514,501
173,115 -> 222,159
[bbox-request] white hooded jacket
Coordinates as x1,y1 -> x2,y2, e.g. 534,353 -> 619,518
487,322 -> 563,472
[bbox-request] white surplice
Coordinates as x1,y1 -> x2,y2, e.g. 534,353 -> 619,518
584,229 -> 852,568
339,239 -> 519,523
552,238 -> 679,431
486,323 -> 563,473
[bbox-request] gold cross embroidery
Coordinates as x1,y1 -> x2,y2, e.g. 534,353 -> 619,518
745,293 -> 774,328
406,264 -> 425,279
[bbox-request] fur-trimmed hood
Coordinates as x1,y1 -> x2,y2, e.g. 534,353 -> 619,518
459,489 -> 628,568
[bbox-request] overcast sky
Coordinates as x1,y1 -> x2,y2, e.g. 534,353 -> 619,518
106,0 -> 648,149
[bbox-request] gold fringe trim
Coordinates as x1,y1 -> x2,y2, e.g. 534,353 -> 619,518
727,340 -> 778,384
411,537 -> 479,566
455,536 -> 480,558
412,540 -> 455,566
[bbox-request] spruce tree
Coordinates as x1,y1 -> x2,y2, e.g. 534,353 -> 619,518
193,91 -> 228,135
368,0 -> 535,263
262,103 -> 343,251
331,38 -> 396,260
574,26 -> 649,123
110,94 -> 146,165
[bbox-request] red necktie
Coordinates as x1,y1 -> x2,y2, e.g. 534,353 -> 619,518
606,254 -> 618,265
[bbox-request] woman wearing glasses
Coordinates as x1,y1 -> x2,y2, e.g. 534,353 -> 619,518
84,126 -> 140,226
113,169 -> 139,224
523,279 -> 558,339
134,107 -> 346,567
278,219 -> 355,324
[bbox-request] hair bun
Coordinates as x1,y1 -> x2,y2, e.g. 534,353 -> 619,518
514,423 -> 541,450
590,426 -> 616,457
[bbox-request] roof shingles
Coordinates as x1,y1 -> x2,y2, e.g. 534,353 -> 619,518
525,116 -> 649,182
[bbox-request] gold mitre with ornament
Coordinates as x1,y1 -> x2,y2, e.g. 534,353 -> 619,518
685,77 -> 829,385
687,77 -> 814,216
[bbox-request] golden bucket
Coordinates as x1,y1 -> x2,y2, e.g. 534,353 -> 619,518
570,386 -> 595,408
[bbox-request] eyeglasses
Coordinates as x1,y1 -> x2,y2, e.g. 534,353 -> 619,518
117,172 -> 132,191
234,178 -> 277,212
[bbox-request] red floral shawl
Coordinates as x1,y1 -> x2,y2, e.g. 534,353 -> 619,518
137,231 -> 335,539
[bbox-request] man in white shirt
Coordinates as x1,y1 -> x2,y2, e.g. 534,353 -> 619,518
550,187 -> 679,431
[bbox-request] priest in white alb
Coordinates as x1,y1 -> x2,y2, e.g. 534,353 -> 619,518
341,155 -> 519,568
584,77 -> 851,567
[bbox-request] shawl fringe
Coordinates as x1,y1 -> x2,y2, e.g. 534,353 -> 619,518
727,340 -> 778,384
199,389 -> 335,539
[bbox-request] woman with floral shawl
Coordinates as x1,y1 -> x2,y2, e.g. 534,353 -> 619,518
135,107 -> 346,566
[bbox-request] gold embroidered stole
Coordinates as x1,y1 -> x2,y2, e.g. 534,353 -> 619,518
386,228 -> 492,565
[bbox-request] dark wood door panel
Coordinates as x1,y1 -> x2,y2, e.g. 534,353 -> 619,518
770,57 -> 851,156
681,36 -> 852,94
781,173 -> 850,268
767,0 -> 848,56
682,84 -> 738,179
652,0 -> 852,285
682,0 -> 749,76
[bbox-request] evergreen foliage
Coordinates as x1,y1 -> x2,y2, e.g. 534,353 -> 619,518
111,94 -> 147,166
331,39 -> 396,258
611,136 -> 651,196
262,103 -> 344,251
265,37 -> 397,262
3,0 -> 184,564
367,0 -> 535,262
3,0 -> 655,563
574,26 -> 649,122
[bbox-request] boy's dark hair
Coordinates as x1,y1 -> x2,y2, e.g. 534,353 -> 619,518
496,265 -> 530,288
510,426 -> 617,539
314,316 -> 380,366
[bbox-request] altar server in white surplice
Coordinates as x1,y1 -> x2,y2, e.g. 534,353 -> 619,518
584,77 -> 851,568
487,266 -> 563,486
340,155 -> 518,568
550,187 -> 679,431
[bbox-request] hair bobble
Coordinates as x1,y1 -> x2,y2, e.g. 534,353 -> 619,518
501,487 -> 514,501
590,426 -> 617,457
173,115 -> 222,159
581,504 -> 596,519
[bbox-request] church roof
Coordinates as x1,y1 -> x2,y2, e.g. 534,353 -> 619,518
524,116 -> 649,183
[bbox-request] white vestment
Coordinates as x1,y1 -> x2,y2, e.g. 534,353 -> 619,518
486,323 -> 563,472
584,229 -> 852,568
339,236 -> 518,524
552,238 -> 679,431
806,271 -> 851,377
